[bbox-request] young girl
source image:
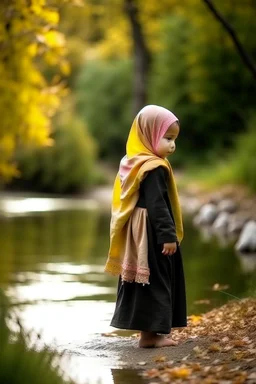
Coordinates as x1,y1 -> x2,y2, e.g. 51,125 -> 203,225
105,105 -> 187,348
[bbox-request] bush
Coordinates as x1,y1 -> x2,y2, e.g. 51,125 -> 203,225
12,100 -> 98,193
191,114 -> 256,192
75,59 -> 133,162
228,114 -> 256,191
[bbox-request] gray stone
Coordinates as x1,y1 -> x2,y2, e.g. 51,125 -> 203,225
193,203 -> 218,226
212,212 -> 230,233
235,220 -> 256,253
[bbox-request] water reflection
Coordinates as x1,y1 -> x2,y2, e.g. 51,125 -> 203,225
7,278 -> 114,302
111,369 -> 145,384
0,196 -> 98,216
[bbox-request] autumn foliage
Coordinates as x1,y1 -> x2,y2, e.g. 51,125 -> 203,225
0,0 -> 69,180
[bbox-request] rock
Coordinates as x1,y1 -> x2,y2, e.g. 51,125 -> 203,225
180,196 -> 201,215
235,220 -> 256,253
212,212 -> 230,233
218,199 -> 238,213
227,213 -> 250,235
193,204 -> 218,226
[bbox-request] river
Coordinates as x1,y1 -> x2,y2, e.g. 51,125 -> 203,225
0,195 -> 255,383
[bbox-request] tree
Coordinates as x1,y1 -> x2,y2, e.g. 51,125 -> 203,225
124,0 -> 151,114
202,0 -> 256,81
0,0 -> 70,182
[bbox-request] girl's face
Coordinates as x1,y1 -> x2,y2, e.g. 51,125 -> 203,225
156,122 -> 180,158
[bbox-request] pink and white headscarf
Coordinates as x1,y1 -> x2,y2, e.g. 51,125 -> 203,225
137,105 -> 178,153
119,105 -> 178,184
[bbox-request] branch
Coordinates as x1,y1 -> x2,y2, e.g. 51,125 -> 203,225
203,0 -> 256,81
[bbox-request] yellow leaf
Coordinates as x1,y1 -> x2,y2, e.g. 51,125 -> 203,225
171,367 -> 192,379
189,315 -> 202,324
208,343 -> 221,352
41,9 -> 59,25
154,356 -> 166,363
212,283 -> 230,291
60,60 -> 71,76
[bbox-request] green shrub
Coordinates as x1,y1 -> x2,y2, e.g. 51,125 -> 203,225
188,114 -> 256,192
229,114 -> 256,191
75,59 -> 132,162
13,101 -> 98,193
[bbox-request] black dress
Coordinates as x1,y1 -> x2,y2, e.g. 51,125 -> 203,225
110,166 -> 187,334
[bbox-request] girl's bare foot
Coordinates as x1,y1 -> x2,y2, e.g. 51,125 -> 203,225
155,336 -> 178,347
138,331 -> 178,348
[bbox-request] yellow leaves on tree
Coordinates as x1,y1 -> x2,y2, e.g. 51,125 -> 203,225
0,0 -> 70,181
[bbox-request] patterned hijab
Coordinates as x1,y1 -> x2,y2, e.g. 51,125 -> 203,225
104,105 -> 183,277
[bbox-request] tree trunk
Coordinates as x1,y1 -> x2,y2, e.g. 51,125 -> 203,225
124,0 -> 151,115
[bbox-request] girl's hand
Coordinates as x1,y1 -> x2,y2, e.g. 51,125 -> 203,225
162,242 -> 177,255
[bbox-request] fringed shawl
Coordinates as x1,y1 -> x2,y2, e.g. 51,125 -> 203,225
104,105 -> 183,283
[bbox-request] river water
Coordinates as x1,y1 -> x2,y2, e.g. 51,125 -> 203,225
0,195 -> 255,384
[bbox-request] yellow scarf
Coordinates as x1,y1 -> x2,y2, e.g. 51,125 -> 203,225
104,105 -> 183,276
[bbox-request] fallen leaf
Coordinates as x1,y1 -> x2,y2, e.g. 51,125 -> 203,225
223,345 -> 234,352
190,363 -> 201,371
143,369 -> 159,378
208,343 -> 221,352
101,332 -> 118,337
233,339 -> 248,347
170,367 -> 192,379
154,355 -> 166,363
194,299 -> 211,305
193,346 -> 204,354
212,283 -> 230,291
212,359 -> 221,365
189,315 -> 202,324
248,372 -> 256,380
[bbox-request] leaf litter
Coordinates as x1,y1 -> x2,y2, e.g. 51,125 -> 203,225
142,298 -> 256,383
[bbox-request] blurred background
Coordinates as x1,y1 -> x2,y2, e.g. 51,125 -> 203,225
0,1 -> 255,384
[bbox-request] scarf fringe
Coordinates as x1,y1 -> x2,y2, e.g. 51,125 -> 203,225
105,258 -> 150,285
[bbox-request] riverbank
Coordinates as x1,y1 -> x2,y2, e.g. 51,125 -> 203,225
102,298 -> 256,383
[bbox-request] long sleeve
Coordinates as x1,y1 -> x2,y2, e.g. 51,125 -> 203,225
141,166 -> 177,244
